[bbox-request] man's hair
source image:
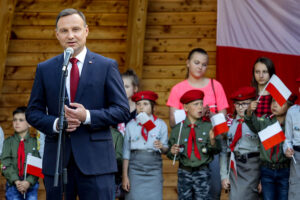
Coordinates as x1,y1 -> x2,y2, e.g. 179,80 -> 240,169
56,8 -> 87,28
13,106 -> 27,116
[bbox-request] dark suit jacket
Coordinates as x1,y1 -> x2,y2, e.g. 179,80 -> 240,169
26,49 -> 130,176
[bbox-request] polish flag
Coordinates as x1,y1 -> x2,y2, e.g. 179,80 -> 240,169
26,155 -> 44,178
258,121 -> 286,150
211,113 -> 229,136
136,112 -> 156,131
265,75 -> 291,106
229,152 -> 237,178
217,0 -> 300,110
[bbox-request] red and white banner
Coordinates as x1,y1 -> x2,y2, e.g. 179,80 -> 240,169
265,75 -> 291,106
229,152 -> 237,178
258,121 -> 286,150
211,113 -> 229,136
217,0 -> 300,110
26,155 -> 44,178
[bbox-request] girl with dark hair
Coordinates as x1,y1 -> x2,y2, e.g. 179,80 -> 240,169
251,57 -> 276,117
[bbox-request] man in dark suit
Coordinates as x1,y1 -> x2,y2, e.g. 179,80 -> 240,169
26,8 -> 130,200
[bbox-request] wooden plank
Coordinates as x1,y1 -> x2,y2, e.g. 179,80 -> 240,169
163,173 -> 178,187
16,1 -> 128,13
144,52 -> 216,65
6,53 -> 125,66
13,13 -> 128,26
163,187 -> 178,200
0,107 -> 15,121
0,0 -> 17,91
8,39 -> 126,53
146,25 -> 216,39
2,80 -> 33,94
124,0 -> 148,78
147,12 -> 217,25
0,94 -> 30,107
144,38 -> 216,52
143,65 -> 216,79
154,105 -> 169,118
148,0 -> 217,12
141,79 -> 181,92
11,25 -> 127,39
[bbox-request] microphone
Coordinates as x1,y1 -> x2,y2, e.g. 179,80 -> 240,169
62,47 -> 74,68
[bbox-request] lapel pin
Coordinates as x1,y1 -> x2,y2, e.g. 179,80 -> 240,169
89,61 -> 93,64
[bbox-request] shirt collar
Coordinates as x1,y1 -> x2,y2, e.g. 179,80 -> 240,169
64,46 -> 87,64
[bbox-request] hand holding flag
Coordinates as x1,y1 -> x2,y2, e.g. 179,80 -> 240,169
210,113 -> 229,137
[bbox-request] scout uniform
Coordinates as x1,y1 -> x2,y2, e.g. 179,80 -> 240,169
123,91 -> 168,200
220,87 -> 260,200
1,132 -> 40,194
167,90 -> 221,200
244,94 -> 298,200
283,77 -> 300,200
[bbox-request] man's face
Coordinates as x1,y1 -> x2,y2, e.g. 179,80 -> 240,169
56,14 -> 89,56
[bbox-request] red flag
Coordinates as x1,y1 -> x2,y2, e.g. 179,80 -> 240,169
26,155 -> 44,178
258,121 -> 286,150
211,113 -> 229,136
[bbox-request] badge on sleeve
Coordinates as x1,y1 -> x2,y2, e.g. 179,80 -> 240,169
198,138 -> 203,142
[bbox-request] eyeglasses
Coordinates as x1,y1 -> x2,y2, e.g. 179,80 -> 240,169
234,102 -> 250,108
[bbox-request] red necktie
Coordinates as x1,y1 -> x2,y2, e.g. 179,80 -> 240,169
70,58 -> 79,102
139,123 -> 148,141
230,119 -> 244,152
17,139 -> 25,177
187,124 -> 201,160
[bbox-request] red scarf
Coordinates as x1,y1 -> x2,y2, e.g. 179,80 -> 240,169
229,119 -> 244,152
17,139 -> 25,177
187,124 -> 201,160
139,115 -> 157,141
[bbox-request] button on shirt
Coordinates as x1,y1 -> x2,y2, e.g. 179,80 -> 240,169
284,105 -> 300,152
123,115 -> 168,160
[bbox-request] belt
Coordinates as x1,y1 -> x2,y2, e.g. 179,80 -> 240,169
261,161 -> 290,170
179,164 -> 208,173
293,146 -> 300,152
233,152 -> 260,163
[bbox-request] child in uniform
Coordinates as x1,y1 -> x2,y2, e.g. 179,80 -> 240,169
283,76 -> 300,200
220,86 -> 260,200
245,94 -> 297,200
168,90 -> 221,200
122,91 -> 168,200
1,106 -> 40,200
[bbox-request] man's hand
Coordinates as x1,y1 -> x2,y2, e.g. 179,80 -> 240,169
64,103 -> 87,132
171,144 -> 180,155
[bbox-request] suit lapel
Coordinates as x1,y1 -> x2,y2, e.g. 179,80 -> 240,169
75,50 -> 94,102
56,53 -> 70,105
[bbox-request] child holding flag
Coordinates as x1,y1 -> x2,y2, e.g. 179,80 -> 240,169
1,107 -> 40,200
122,91 -> 168,200
283,76 -> 300,200
167,90 -> 221,200
220,86 -> 260,200
245,94 -> 297,200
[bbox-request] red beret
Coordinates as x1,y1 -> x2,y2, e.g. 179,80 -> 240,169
230,86 -> 256,101
131,91 -> 158,102
180,90 -> 204,104
287,93 -> 298,105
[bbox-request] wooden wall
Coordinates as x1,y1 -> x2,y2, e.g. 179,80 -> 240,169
0,0 -> 223,199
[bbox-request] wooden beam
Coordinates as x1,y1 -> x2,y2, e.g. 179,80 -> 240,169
0,0 -> 17,91
125,0 -> 148,78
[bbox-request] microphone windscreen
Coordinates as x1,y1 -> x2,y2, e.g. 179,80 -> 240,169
65,47 -> 74,55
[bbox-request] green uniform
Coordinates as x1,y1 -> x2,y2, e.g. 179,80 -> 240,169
110,127 -> 123,167
167,118 -> 221,168
244,113 -> 290,166
1,132 -> 40,186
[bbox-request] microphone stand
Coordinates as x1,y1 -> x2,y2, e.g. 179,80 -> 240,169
54,62 -> 69,199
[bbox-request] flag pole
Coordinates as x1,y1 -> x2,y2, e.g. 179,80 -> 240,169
173,121 -> 183,166
257,76 -> 272,102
